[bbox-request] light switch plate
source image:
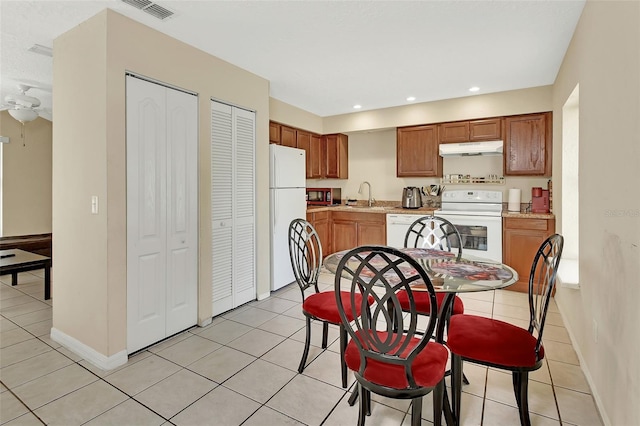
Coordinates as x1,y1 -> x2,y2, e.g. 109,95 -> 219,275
91,196 -> 98,214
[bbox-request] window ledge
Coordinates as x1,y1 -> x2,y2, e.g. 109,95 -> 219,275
557,259 -> 579,289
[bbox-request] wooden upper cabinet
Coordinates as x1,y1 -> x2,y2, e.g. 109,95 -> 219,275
309,133 -> 323,179
469,118 -> 502,141
296,130 -> 312,178
439,121 -> 470,143
269,122 -> 281,144
439,118 -> 502,143
397,125 -> 441,177
280,125 -> 297,148
504,112 -> 552,176
323,134 -> 349,179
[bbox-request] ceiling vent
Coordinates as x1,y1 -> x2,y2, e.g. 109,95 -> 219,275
121,0 -> 175,20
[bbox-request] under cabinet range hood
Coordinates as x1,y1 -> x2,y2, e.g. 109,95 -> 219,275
439,140 -> 503,157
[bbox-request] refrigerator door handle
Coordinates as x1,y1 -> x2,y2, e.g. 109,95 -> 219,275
273,190 -> 277,229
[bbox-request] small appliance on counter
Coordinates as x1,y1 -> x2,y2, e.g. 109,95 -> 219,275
531,187 -> 550,213
306,187 -> 342,206
402,187 -> 422,209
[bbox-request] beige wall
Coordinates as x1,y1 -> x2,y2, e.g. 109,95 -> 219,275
323,86 -> 552,133
53,9 -> 270,357
269,98 -> 323,134
0,112 -> 52,236
552,1 -> 640,424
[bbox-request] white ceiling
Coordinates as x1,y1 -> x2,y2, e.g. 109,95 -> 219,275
0,0 -> 585,120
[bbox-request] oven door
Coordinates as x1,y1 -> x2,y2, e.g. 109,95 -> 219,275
434,213 -> 502,262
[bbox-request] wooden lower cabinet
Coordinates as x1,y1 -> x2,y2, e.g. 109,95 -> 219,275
330,211 -> 386,254
307,210 -> 331,254
503,217 -> 555,293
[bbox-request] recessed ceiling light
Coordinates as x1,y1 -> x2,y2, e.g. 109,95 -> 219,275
353,104 -> 362,109
469,86 -> 480,92
406,96 -> 416,102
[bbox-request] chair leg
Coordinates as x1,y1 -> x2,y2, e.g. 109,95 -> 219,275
411,397 -> 423,426
451,354 -> 463,422
433,380 -> 444,426
512,372 -> 522,409
339,325 -> 348,388
348,386 -> 359,406
298,316 -> 312,374
321,321 -> 329,348
516,372 -> 531,426
357,384 -> 366,426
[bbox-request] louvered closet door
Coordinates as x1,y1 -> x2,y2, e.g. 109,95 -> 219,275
127,76 -> 198,353
211,100 -> 256,316
232,108 -> 256,306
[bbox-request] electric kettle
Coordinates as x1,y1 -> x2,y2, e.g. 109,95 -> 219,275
402,187 -> 422,209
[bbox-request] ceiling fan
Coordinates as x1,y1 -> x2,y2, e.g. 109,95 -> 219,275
1,83 -> 52,123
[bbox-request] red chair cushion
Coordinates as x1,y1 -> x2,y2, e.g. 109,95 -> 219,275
303,291 -> 369,324
447,314 -> 544,368
396,290 -> 465,316
345,331 -> 448,389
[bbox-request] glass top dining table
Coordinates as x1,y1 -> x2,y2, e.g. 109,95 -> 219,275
323,246 -> 518,341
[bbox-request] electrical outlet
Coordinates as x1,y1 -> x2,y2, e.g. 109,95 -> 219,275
592,319 -> 598,343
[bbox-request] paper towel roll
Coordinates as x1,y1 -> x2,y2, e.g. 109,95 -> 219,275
508,188 -> 521,212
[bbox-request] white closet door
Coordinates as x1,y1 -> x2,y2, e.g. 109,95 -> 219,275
211,102 -> 234,316
127,76 -> 197,353
233,107 -> 256,306
165,88 -> 198,336
211,100 -> 255,316
127,77 -> 168,351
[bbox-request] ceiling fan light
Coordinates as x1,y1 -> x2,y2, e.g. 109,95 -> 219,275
8,109 -> 38,123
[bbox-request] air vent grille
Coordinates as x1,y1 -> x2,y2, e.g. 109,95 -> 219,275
121,0 -> 175,20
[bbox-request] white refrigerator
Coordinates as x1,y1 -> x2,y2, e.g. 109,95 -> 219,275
270,144 -> 307,291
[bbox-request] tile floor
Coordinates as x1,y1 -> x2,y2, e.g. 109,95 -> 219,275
1,269 -> 604,425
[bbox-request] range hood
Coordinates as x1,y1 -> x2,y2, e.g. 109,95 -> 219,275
439,140 -> 503,157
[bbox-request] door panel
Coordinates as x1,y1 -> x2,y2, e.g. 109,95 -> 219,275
127,77 -> 167,351
165,88 -> 198,334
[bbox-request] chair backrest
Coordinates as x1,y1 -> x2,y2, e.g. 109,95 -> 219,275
288,219 -> 323,295
334,245 -> 438,388
528,234 -> 564,357
404,215 -> 462,259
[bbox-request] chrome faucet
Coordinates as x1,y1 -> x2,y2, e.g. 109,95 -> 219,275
359,181 -> 373,207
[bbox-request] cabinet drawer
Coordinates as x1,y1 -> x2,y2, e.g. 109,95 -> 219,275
504,218 -> 550,231
332,211 -> 385,224
313,210 -> 329,221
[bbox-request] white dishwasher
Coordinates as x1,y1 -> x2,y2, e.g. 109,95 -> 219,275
386,214 -> 426,247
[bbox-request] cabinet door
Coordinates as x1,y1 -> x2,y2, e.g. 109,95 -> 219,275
309,134 -> 323,179
469,118 -> 502,141
296,130 -> 312,178
439,121 -> 469,143
281,126 -> 297,148
504,113 -> 552,176
314,216 -> 331,255
357,222 -> 386,246
331,219 -> 358,253
269,122 -> 281,144
324,134 -> 349,179
503,218 -> 555,293
397,125 -> 441,177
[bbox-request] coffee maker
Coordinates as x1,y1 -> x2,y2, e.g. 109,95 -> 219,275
531,187 -> 550,213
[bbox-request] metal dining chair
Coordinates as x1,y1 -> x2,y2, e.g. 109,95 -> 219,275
334,245 -> 449,426
396,215 -> 466,325
447,234 -> 564,426
288,218 -> 372,388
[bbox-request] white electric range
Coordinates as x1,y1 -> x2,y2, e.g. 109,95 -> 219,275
435,190 -> 503,262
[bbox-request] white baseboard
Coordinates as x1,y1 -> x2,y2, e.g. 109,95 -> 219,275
554,300 -> 610,426
50,328 -> 128,371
